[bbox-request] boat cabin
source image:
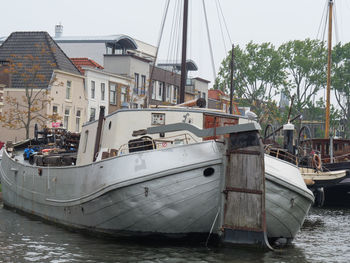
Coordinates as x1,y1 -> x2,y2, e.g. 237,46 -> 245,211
300,138 -> 350,163
77,107 -> 245,165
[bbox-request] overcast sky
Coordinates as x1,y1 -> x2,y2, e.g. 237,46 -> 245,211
1,0 -> 350,88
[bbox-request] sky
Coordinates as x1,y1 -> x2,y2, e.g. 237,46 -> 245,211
1,0 -> 350,89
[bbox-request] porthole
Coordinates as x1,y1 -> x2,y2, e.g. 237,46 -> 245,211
203,167 -> 215,177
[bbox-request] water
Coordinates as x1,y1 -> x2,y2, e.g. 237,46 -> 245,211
0,205 -> 349,263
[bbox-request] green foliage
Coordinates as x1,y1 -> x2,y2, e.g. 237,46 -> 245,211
278,39 -> 327,116
332,42 -> 350,138
215,42 -> 286,124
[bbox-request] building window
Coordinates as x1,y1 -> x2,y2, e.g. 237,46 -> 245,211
76,110 -> 81,132
91,80 -> 95,99
52,105 -> 58,114
64,108 -> 70,129
141,75 -> 146,95
134,73 -> 139,94
101,83 -> 105,101
66,81 -> 71,99
202,92 -> 206,99
121,86 -> 127,103
109,83 -> 116,104
90,108 -> 96,121
151,81 -> 156,99
166,85 -> 170,99
159,82 -> 163,98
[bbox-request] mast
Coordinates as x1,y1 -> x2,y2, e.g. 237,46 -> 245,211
325,0 -> 333,138
229,44 -> 234,114
179,0 -> 189,104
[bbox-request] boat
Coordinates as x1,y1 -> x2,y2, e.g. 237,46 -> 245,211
0,0 -> 314,248
295,0 -> 350,207
0,107 -> 314,247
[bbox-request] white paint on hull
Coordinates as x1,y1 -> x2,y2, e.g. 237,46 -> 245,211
0,142 -> 314,240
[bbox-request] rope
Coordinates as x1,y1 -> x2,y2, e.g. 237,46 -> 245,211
215,0 -> 227,53
316,1 -> 328,40
202,0 -> 216,80
147,0 -> 170,106
205,208 -> 220,247
333,2 -> 340,44
217,0 -> 232,45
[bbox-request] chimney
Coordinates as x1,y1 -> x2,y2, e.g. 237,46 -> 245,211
55,23 -> 63,38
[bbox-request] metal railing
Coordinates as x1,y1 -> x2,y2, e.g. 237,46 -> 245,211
117,133 -> 199,156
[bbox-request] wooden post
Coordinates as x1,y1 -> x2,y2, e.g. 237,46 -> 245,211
221,129 -> 271,249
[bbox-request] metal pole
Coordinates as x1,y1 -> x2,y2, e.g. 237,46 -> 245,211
325,0 -> 333,138
93,106 -> 105,162
229,44 -> 234,114
180,0 -> 189,104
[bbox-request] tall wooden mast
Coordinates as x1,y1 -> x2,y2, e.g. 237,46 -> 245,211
179,0 -> 189,104
325,0 -> 333,138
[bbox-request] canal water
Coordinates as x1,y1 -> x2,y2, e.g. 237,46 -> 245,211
0,205 -> 349,263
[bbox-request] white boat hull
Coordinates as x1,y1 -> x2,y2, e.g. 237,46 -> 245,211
0,141 -> 313,242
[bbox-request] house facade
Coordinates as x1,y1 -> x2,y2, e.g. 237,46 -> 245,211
49,70 -> 87,133
104,54 -> 150,108
0,31 -> 86,142
208,89 -> 240,114
50,25 -> 157,109
84,68 -> 132,116
0,60 -> 10,114
149,65 -> 180,106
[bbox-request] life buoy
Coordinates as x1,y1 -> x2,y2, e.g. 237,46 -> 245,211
312,154 -> 322,170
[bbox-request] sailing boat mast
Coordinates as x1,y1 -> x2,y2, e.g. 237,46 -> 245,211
179,0 -> 189,104
325,0 -> 333,138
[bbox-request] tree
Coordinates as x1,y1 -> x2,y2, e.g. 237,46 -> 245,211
0,44 -> 60,139
332,42 -> 350,138
278,39 -> 327,116
214,42 -> 286,124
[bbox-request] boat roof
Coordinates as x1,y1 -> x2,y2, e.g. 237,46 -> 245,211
82,107 -> 245,128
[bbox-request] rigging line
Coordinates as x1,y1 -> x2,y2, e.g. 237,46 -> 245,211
202,0 -> 217,81
333,2 -> 340,44
217,0 -> 232,45
176,0 -> 183,64
149,0 -> 170,105
316,0 -> 328,39
168,0 -> 177,65
321,5 -> 329,43
173,0 -> 182,64
188,0 -> 192,63
215,0 -> 227,54
166,0 -> 178,65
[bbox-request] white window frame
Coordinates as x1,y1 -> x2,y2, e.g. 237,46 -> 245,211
91,80 -> 95,99
64,108 -> 70,129
66,81 -> 71,99
101,83 -> 105,101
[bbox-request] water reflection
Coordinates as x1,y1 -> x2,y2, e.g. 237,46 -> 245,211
0,205 -> 349,262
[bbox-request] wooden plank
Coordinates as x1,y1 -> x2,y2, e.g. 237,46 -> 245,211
221,129 -> 271,248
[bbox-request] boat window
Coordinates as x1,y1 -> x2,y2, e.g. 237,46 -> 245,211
109,121 -> 112,130
83,130 -> 89,153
